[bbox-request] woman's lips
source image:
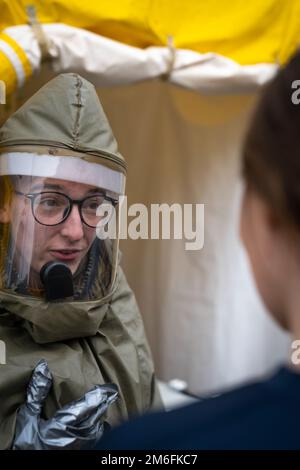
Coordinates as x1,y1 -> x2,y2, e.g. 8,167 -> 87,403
50,250 -> 83,261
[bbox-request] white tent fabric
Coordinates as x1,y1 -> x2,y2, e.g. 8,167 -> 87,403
97,80 -> 290,394
3,24 -> 277,93
0,26 -> 289,395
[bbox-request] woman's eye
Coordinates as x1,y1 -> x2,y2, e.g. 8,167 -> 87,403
85,197 -> 104,211
40,198 -> 60,208
86,201 -> 99,211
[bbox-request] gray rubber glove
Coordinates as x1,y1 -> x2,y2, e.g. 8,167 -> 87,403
13,359 -> 119,450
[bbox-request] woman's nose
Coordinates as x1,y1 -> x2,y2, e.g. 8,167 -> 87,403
60,204 -> 84,241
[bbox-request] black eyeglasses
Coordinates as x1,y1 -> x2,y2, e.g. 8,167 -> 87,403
14,190 -> 117,228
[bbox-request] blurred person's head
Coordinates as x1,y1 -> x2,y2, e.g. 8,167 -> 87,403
240,51 -> 300,337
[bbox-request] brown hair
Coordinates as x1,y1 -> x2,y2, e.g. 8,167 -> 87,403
243,51 -> 300,229
0,175 -> 14,288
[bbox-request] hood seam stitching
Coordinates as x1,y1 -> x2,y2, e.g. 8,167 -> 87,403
73,74 -> 83,149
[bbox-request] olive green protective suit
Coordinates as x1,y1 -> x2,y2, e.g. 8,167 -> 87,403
0,74 -> 161,450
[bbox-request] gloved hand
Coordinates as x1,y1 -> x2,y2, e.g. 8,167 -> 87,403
13,359 -> 118,450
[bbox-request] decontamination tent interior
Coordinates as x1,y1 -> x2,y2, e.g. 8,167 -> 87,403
1,0 -> 300,395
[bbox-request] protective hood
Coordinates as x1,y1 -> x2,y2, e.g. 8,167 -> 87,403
0,73 -> 126,173
0,74 -> 126,302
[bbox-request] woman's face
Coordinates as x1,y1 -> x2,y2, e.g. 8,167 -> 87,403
9,177 -> 98,277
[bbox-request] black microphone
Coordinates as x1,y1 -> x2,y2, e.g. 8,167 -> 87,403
40,261 -> 74,301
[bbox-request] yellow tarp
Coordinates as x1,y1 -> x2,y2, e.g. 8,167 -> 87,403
1,0 -> 300,65
0,31 -> 32,96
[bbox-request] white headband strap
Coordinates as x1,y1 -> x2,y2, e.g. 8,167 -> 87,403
0,152 -> 125,195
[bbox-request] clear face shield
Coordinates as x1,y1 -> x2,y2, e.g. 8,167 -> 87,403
0,152 -> 125,302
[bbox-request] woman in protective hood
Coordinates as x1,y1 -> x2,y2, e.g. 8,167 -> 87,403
0,73 -> 162,450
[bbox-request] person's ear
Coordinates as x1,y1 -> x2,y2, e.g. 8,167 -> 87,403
0,205 -> 11,223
